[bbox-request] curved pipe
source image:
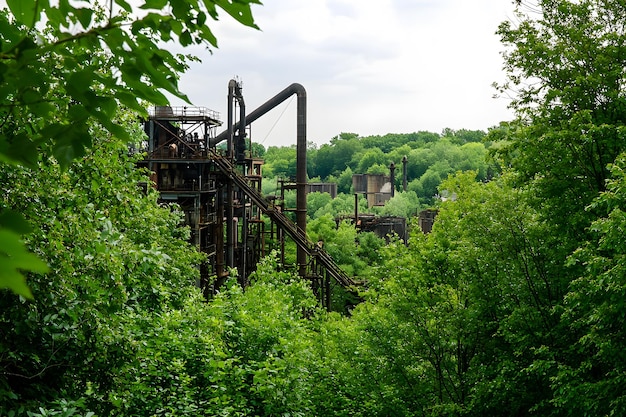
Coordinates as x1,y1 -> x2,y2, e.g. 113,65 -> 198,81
226,80 -> 235,158
234,81 -> 246,160
213,83 -> 308,276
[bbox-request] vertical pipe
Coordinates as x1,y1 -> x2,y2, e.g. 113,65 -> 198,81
389,162 -> 396,198
354,193 -> 359,227
215,187 -> 225,283
227,80 -> 236,159
295,86 -> 307,277
226,183 -> 234,269
241,205 -> 248,284
279,186 -> 285,266
234,81 -> 246,162
211,83 -> 308,277
402,155 -> 408,192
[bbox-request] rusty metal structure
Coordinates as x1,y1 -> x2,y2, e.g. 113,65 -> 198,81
139,80 -> 354,308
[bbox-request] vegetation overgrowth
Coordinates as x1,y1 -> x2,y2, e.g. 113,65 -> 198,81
2,0 -> 626,415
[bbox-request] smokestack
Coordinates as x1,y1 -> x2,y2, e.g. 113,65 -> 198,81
402,155 -> 408,192
389,161 -> 396,198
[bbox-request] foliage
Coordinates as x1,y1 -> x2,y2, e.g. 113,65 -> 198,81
372,190 -> 421,218
0,118 -> 325,414
554,153 -> 626,416
0,0 -> 259,296
263,145 -> 296,179
103,255 -> 320,416
262,129 -> 491,209
0,119 -> 204,413
8,0 -> 626,415
337,166 -> 354,194
495,0 -> 626,236
314,133 -> 363,179
305,170 -> 574,416
307,215 -> 373,279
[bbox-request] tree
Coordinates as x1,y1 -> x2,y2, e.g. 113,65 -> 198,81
307,191 -> 333,220
331,171 -> 574,416
374,191 -> 421,218
0,116 -> 204,412
441,128 -> 486,145
356,147 -> 386,174
250,142 -> 266,158
264,145 -> 297,178
337,166 -> 354,194
553,153 -> 626,416
495,0 -> 626,236
0,0 -> 259,296
313,133 -> 363,179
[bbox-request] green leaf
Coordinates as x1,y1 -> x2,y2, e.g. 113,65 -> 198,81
0,228 -> 49,299
4,132 -> 39,168
213,0 -> 260,29
0,14 -> 24,48
6,0 -> 40,27
66,69 -> 95,100
75,7 -> 94,29
0,210 -> 32,235
115,91 -> 147,114
115,0 -> 133,13
140,0 -> 169,9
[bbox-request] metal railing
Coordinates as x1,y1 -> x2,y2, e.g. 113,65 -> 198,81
149,106 -> 221,121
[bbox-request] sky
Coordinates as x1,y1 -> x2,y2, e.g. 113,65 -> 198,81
167,0 -> 519,148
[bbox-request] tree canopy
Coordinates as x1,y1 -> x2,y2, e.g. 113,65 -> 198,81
0,0 -> 259,297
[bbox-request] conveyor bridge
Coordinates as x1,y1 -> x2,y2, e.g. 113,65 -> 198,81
210,149 -> 355,288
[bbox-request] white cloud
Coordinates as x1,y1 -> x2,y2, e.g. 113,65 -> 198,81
169,0 -> 517,147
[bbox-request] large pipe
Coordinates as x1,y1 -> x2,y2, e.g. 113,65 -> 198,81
234,81 -> 246,161
402,155 -> 408,192
225,81 -> 236,268
389,162 -> 396,198
227,80 -> 235,158
212,83 -> 308,277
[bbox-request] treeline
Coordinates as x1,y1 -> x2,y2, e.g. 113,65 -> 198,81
257,129 -> 491,219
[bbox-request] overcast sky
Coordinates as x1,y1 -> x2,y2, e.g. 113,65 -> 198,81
168,0 -> 518,148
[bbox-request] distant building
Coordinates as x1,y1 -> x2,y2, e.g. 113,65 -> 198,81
306,182 -> 337,198
352,174 -> 392,208
418,209 -> 438,233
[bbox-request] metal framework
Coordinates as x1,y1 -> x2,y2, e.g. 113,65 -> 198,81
139,81 -> 355,309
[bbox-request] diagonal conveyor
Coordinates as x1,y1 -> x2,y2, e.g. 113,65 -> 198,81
210,149 -> 356,288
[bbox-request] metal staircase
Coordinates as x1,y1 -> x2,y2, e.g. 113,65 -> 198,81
209,149 -> 356,288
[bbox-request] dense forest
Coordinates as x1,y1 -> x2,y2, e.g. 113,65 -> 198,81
259,129 -> 489,215
3,0 -> 626,416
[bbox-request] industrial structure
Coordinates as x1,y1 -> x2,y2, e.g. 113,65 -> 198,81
138,80 -> 354,309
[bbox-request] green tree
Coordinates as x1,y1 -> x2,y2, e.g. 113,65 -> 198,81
333,171 -> 573,416
553,153 -> 626,416
307,191 -> 333,220
264,145 -> 297,178
458,142 -> 489,180
495,0 -> 626,236
356,147 -> 386,173
374,190 -> 421,218
337,166 -> 354,194
407,147 -> 437,179
313,133 -> 362,179
418,161 -> 452,201
441,128 -> 486,144
311,192 -> 362,219
0,118 -> 204,412
0,0 -> 260,297
250,141 -> 266,158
